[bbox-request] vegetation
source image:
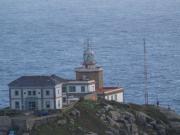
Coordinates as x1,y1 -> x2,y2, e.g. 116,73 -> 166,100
31,100 -> 180,135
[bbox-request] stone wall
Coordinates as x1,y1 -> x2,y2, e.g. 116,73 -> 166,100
0,116 -> 11,135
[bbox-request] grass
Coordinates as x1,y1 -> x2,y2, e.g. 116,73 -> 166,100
75,100 -> 108,135
31,100 -> 178,135
31,122 -> 71,135
0,108 -> 23,117
32,100 -> 108,135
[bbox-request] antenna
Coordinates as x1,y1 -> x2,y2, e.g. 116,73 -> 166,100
85,38 -> 91,49
156,84 -> 160,106
143,38 -> 149,105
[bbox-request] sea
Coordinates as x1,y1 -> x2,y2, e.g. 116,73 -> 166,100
0,0 -> 180,113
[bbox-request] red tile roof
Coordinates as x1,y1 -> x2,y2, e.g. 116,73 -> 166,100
96,87 -> 124,94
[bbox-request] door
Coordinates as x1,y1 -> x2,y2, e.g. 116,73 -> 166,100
28,101 -> 37,110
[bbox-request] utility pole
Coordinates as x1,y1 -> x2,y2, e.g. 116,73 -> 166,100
144,38 -> 149,105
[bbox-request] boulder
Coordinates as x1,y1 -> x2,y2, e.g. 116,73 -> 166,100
57,119 -> 67,125
70,109 -> 80,118
86,131 -> 98,135
105,131 -> 114,135
136,111 -> 152,125
0,116 -> 11,128
70,118 -> 74,125
104,105 -> 114,112
110,111 -> 120,121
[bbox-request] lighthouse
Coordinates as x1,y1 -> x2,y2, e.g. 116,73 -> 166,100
75,41 -> 104,89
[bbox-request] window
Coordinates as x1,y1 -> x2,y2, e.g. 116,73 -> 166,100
45,101 -> 50,108
46,90 -> 50,96
15,90 -> 19,96
15,101 -> 20,109
82,75 -> 87,80
111,95 -> 113,100
28,101 -> 36,110
69,86 -> 76,92
33,91 -> 36,96
58,100 -> 61,107
81,86 -> 85,92
28,91 -> 32,96
115,95 -> 117,101
92,86 -> 95,91
63,97 -> 66,103
62,87 -> 67,93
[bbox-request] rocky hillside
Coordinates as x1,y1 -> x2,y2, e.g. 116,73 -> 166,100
32,100 -> 180,135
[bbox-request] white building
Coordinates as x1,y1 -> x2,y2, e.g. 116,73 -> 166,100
75,42 -> 124,103
97,87 -> 124,103
8,75 -> 96,110
62,80 -> 95,105
8,75 -> 66,110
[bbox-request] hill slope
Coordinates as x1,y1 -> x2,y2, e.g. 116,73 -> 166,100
32,100 -> 180,135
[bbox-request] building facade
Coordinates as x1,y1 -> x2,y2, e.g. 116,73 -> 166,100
8,41 -> 124,111
9,75 -> 96,110
98,87 -> 124,103
75,43 -> 124,103
62,80 -> 95,105
9,75 -> 66,110
75,43 -> 103,89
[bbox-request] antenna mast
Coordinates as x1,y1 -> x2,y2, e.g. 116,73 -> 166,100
144,38 -> 149,105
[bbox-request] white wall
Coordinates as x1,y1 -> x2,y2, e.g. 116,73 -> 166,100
11,89 -> 21,99
10,86 -> 63,110
55,98 -> 62,109
65,83 -> 95,93
55,84 -> 62,97
23,89 -> 41,98
88,84 -> 95,92
11,99 -> 22,110
43,88 -> 54,98
55,84 -> 63,109
43,99 -> 55,110
105,92 -> 124,103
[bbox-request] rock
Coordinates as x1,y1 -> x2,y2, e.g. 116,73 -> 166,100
105,130 -> 114,135
22,133 -> 30,135
0,116 -> 11,128
136,111 -> 152,125
70,109 -> 80,118
108,127 -> 119,135
75,126 -> 86,134
157,129 -> 166,135
97,108 -> 106,114
118,129 -> 128,135
146,123 -> 153,129
70,118 -> 74,125
131,124 -> 139,135
57,119 -> 67,125
106,116 -> 119,127
86,131 -> 98,135
110,111 -> 120,121
104,105 -> 113,112
170,121 -> 180,129
100,114 -> 106,121
77,126 -> 83,131
123,112 -> 135,123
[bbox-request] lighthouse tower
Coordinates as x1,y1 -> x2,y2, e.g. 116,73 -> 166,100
75,41 -> 103,89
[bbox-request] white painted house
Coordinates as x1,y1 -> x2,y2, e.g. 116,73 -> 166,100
62,80 -> 95,105
97,87 -> 124,103
8,75 -> 67,110
9,75 -> 96,110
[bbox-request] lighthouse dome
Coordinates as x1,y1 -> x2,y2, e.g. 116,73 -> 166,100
83,45 -> 96,66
